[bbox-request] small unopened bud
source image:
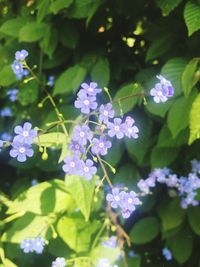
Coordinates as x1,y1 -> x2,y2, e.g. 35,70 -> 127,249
39,147 -> 44,153
94,196 -> 98,202
38,103 -> 43,108
111,225 -> 117,232
42,151 -> 48,160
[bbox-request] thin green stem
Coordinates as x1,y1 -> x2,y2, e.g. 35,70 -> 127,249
91,220 -> 107,250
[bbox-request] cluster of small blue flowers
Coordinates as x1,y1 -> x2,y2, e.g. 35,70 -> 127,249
51,257 -> 66,267
7,88 -> 18,102
11,49 -> 29,80
20,236 -> 45,254
97,258 -> 118,267
9,122 -> 37,162
162,248 -> 173,261
63,82 -> 139,180
137,161 -> 200,209
106,188 -> 141,219
150,75 -> 174,103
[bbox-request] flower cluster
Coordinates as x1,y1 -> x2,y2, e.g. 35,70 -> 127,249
7,88 -> 18,102
150,75 -> 174,103
106,188 -> 141,219
52,257 -> 66,267
63,82 -> 139,180
11,49 -> 29,80
97,258 -> 118,267
20,236 -> 45,254
9,122 -> 37,162
162,248 -> 173,261
137,160 -> 200,209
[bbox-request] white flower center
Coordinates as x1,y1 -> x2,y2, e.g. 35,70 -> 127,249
157,91 -> 162,96
103,110 -> 108,116
84,100 -> 89,106
128,128 -> 133,133
114,196 -> 120,201
88,87 -> 93,92
114,126 -> 120,131
80,131 -> 85,137
23,131 -> 29,137
16,65 -> 20,70
84,166 -> 89,172
19,147 -> 25,153
128,198 -> 133,203
70,162 -> 75,168
99,142 -> 104,148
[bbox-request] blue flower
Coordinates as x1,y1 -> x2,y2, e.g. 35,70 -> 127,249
7,89 -> 18,102
20,239 -> 34,253
72,125 -> 93,146
99,103 -> 115,123
15,49 -> 28,61
48,76 -> 55,87
102,236 -> 117,248
150,76 -> 174,103
107,118 -> 125,139
75,90 -> 97,114
9,141 -> 34,162
1,107 -> 12,117
1,132 -> 12,141
91,136 -> 112,156
13,122 -> 37,144
80,82 -> 102,96
162,248 -> 172,261
0,140 -> 3,152
11,60 -> 23,75
79,159 -> 97,180
62,154 -> 83,175
32,236 -> 45,254
52,257 -> 66,267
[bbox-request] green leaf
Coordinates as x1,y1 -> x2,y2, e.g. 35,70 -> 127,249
146,99 -> 173,118
34,132 -> 68,148
6,180 -> 72,215
151,147 -> 180,168
50,0 -> 73,14
90,245 -> 121,265
91,58 -> 110,87
19,22 -> 49,42
0,65 -> 16,86
157,125 -> 188,147
161,57 -> 187,96
168,227 -> 193,264
189,93 -> 200,144
113,83 -> 141,115
0,18 -> 26,37
59,22 -> 80,49
156,0 -> 182,16
104,141 -> 124,166
53,65 -> 87,95
40,27 -> 58,58
146,34 -> 173,61
67,0 -> 95,19
184,1 -> 200,36
158,198 -> 185,232
188,206 -> 200,235
65,175 -> 95,221
2,212 -> 51,243
18,80 -> 39,106
37,0 -> 50,22
125,112 -> 152,164
130,217 -> 160,244
167,90 -> 197,138
182,58 -> 200,97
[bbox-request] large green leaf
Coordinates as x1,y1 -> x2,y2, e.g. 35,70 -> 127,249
59,22 -> 80,49
37,0 -> 50,22
19,21 -> 49,42
40,27 -> 58,58
158,198 -> 185,232
146,99 -> 173,118
65,175 -> 95,221
168,227 -> 193,264
91,57 -> 110,87
0,65 -> 16,86
161,57 -> 187,96
90,245 -> 121,266
188,206 -> 200,235
6,180 -> 72,215
156,0 -> 183,16
50,0 -> 73,14
130,217 -> 160,244
189,93 -> 200,144
167,90 -> 197,138
182,58 -> 200,97
0,18 -> 26,37
53,65 -> 87,95
151,147 -> 180,168
18,80 -> 39,106
184,2 -> 200,36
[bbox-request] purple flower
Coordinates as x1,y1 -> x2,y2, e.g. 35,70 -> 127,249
72,125 -> 93,146
150,83 -> 168,103
48,76 -> 55,87
20,239 -> 34,253
15,49 -> 28,61
137,179 -> 151,194
1,132 -> 12,141
7,89 -> 18,102
52,257 -> 66,267
106,188 -> 124,208
32,236 -> 45,254
62,154 -> 83,175
162,248 -> 172,261
102,236 -> 117,248
107,118 -> 125,139
97,258 -> 111,267
75,91 -> 97,114
121,208 -> 132,219
191,159 -> 200,174
80,82 -> 102,96
99,103 -> 115,123
121,191 -> 141,211
11,60 -> 23,75
123,116 -> 139,139
157,75 -> 174,97
1,107 -> 12,117
10,141 -> 34,162
0,140 -> 3,151
79,159 -> 97,180
165,174 -> 178,187
13,122 -> 37,144
68,140 -> 85,154
91,136 -> 112,156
